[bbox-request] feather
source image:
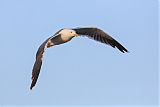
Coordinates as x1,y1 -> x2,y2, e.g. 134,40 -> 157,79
73,27 -> 128,53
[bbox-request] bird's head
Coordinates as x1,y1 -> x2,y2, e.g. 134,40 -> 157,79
59,29 -> 79,37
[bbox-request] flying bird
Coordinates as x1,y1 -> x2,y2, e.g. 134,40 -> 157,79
30,27 -> 128,90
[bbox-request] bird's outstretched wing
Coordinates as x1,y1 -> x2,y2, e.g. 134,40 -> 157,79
73,27 -> 128,53
30,37 -> 54,90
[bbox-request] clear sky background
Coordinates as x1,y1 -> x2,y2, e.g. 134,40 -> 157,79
0,0 -> 158,106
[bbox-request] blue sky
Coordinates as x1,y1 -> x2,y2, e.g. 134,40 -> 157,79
0,0 -> 158,106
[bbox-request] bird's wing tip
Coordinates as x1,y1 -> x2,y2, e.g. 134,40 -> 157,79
122,49 -> 129,53
30,85 -> 34,90
126,50 -> 130,53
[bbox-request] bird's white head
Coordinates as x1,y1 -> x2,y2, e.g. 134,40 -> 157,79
59,29 -> 79,37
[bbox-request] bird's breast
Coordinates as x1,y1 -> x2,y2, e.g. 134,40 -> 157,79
50,34 -> 74,46
60,35 -> 74,42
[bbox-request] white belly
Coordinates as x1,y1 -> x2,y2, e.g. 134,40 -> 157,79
60,35 -> 73,41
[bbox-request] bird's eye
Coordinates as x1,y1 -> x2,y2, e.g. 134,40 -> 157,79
70,31 -> 72,33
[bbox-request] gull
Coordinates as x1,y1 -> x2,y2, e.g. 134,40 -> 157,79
30,27 -> 128,90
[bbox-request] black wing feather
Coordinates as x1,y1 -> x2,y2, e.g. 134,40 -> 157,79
30,38 -> 51,90
73,27 -> 128,53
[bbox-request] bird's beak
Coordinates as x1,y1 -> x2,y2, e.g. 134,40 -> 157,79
74,33 -> 79,36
